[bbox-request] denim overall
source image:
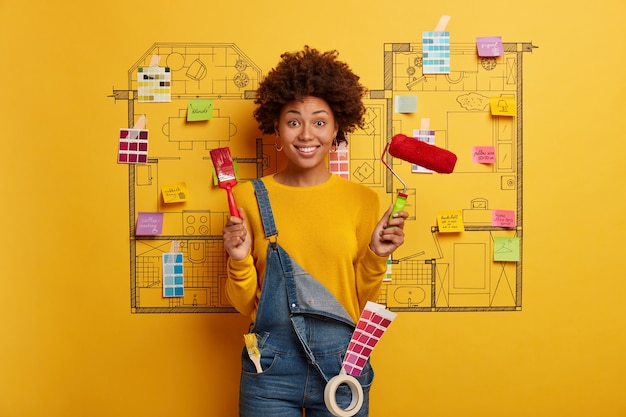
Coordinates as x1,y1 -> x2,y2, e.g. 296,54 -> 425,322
238,179 -> 373,417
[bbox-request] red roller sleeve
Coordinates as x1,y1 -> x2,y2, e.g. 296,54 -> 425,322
388,134 -> 457,174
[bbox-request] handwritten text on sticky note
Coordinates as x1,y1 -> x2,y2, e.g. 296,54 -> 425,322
437,210 -> 464,233
473,146 -> 496,164
161,182 -> 188,203
476,36 -> 503,57
187,99 -> 213,121
136,212 -> 164,236
492,210 -> 516,228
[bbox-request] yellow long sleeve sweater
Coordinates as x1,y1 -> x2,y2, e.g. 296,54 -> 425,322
225,174 -> 388,323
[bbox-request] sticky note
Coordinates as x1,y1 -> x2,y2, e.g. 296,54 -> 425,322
394,95 -> 417,113
473,146 -> 496,164
494,236 -> 520,262
136,212 -> 163,235
476,36 -> 504,57
490,96 -> 516,116
437,210 -> 464,233
492,210 -> 516,228
187,99 -> 213,122
161,182 -> 188,203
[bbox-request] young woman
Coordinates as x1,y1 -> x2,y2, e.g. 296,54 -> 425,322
222,46 -> 407,417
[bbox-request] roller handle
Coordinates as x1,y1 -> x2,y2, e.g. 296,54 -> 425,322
388,192 -> 408,225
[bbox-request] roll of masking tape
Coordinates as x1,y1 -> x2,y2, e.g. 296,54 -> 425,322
324,372 -> 364,417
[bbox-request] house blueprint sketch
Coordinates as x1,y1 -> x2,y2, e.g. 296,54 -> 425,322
110,41 -> 535,313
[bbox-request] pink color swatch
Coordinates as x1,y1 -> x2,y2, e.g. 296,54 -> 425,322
342,301 -> 397,376
118,128 -> 149,164
329,142 -> 349,179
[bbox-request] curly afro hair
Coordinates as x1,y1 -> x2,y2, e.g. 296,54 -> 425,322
253,46 -> 367,145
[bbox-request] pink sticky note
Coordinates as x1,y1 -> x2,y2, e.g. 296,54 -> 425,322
473,146 -> 496,164
136,212 -> 164,235
492,210 -> 516,228
476,36 -> 504,57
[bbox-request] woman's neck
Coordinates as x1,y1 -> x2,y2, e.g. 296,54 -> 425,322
274,165 -> 332,187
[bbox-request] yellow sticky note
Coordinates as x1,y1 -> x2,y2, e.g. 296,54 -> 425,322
437,210 -> 464,233
161,182 -> 188,203
490,96 -> 516,116
187,99 -> 213,121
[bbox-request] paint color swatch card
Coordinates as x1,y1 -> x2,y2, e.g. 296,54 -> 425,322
118,128 -> 149,164
329,142 -> 349,179
411,129 -> 436,173
342,301 -> 397,377
422,31 -> 450,74
162,252 -> 184,297
137,66 -> 171,102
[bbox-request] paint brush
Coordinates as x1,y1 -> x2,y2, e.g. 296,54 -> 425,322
210,147 -> 239,217
243,333 -> 262,373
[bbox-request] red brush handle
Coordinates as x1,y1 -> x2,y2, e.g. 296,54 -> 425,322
225,186 -> 239,217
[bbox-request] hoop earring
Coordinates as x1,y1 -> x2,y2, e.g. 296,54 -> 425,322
275,134 -> 283,152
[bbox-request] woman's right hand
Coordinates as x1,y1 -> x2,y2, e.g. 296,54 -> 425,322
222,208 -> 252,261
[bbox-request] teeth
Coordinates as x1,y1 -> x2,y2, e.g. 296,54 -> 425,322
297,146 -> 317,153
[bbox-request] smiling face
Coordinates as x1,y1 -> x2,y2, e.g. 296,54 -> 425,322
274,96 -> 339,185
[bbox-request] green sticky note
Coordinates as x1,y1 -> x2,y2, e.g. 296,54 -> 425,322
187,99 -> 213,121
494,236 -> 520,262
394,95 -> 417,113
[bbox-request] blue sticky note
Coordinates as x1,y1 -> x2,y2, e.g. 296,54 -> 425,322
394,95 -> 417,113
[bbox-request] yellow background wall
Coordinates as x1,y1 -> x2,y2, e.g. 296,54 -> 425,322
1,1 -> 625,416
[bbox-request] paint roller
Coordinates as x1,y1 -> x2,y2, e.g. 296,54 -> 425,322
382,133 -> 457,219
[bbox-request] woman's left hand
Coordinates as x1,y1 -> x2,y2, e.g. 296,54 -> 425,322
369,205 -> 408,257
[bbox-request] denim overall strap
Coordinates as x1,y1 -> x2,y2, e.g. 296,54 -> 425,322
251,179 -> 278,239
